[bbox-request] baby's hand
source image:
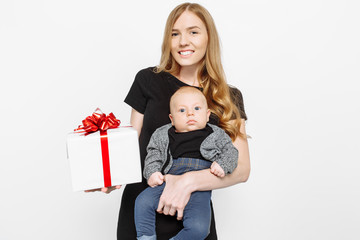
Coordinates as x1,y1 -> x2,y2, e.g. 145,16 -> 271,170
148,172 -> 164,187
210,162 -> 225,178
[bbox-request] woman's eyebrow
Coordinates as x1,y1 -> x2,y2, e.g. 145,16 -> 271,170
172,26 -> 201,31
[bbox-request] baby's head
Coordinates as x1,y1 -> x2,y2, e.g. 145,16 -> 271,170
169,86 -> 210,133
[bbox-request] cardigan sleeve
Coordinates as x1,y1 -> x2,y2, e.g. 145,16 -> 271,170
143,124 -> 171,180
200,125 -> 238,175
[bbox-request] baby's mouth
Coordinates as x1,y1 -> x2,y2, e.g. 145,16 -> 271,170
187,120 -> 197,124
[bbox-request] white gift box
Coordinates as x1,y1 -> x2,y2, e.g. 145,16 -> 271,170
66,127 -> 142,192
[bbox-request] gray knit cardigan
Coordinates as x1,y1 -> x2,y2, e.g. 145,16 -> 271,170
143,123 -> 238,180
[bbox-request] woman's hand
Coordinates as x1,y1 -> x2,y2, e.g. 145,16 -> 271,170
84,185 -> 122,194
157,174 -> 193,220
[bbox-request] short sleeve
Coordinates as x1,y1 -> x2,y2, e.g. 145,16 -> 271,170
229,85 -> 247,120
124,69 -> 150,114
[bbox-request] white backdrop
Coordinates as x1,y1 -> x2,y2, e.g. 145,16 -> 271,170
1,0 -> 359,239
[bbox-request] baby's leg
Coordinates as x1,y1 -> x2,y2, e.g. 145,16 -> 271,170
134,184 -> 165,240
171,190 -> 212,240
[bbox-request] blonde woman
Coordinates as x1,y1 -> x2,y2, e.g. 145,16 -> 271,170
116,3 -> 250,239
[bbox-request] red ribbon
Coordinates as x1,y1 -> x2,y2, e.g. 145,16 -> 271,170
75,108 -> 121,188
100,130 -> 111,187
75,108 -> 121,134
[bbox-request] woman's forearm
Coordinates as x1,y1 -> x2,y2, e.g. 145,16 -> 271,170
158,149 -> 250,219
158,120 -> 250,217
186,160 -> 250,192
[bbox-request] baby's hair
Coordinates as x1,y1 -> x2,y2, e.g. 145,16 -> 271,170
170,87 -> 208,112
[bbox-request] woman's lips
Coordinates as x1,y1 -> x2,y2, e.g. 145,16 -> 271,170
179,50 -> 194,56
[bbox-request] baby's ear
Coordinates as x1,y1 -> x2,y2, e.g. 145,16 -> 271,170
169,114 -> 174,125
206,109 -> 211,122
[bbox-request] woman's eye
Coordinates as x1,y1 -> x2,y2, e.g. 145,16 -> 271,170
194,106 -> 200,110
180,109 -> 185,112
191,31 -> 198,35
172,32 -> 178,37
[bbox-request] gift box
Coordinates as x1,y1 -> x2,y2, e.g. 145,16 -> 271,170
66,109 -> 142,191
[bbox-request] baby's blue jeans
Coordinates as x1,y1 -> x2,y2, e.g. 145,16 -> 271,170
135,158 -> 212,240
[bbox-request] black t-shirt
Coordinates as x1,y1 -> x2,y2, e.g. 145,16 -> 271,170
118,67 -> 246,240
169,124 -> 213,160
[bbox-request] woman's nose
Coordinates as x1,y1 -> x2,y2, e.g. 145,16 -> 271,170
180,34 -> 189,46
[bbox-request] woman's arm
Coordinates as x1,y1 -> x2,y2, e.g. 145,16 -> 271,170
157,119 -> 250,219
130,108 -> 144,136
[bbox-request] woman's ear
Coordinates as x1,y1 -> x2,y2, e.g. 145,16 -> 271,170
169,114 -> 174,125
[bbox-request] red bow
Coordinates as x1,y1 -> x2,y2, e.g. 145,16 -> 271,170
75,108 -> 121,134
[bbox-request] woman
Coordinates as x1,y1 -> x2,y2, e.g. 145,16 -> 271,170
103,3 -> 250,239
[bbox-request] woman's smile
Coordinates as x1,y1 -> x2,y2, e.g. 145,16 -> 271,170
179,50 -> 195,57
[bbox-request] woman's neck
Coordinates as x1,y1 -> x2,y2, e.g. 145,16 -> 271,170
177,65 -> 200,87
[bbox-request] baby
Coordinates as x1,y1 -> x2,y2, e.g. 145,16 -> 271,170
135,86 -> 238,240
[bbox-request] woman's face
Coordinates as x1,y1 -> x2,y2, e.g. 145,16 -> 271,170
171,11 -> 208,70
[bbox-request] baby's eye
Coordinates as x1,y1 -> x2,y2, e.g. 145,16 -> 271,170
194,106 -> 200,110
179,108 -> 185,113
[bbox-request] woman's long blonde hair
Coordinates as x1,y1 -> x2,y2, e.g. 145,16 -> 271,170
156,2 -> 244,140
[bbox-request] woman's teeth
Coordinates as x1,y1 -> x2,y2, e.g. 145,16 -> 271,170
180,51 -> 193,56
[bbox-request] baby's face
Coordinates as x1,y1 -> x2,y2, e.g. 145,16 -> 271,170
169,91 -> 210,133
